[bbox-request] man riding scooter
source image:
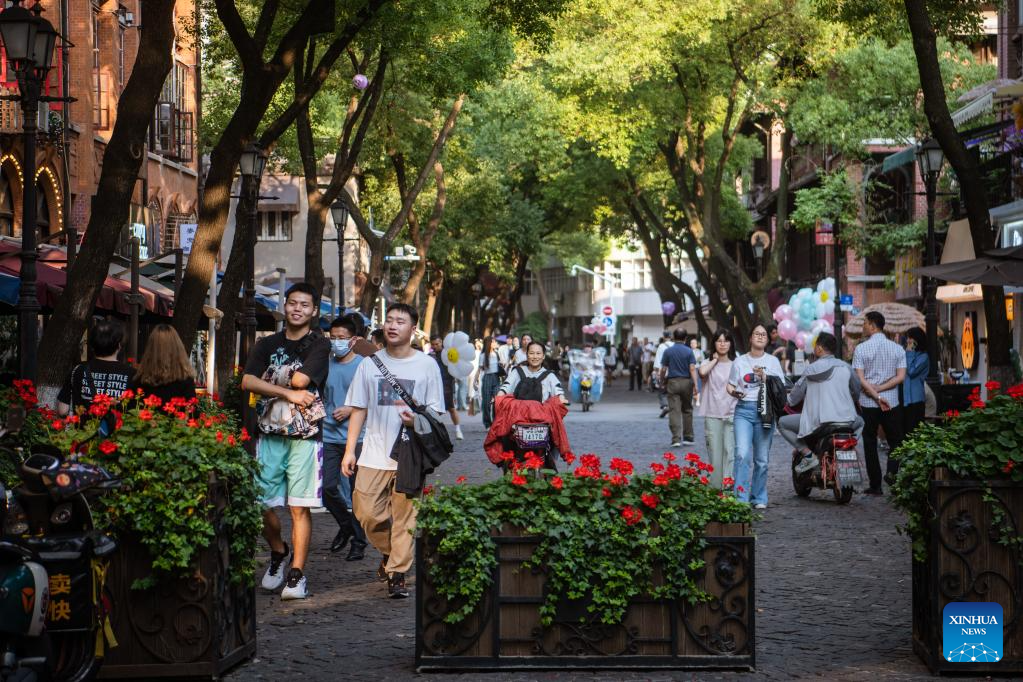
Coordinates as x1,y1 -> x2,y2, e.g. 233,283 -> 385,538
778,332 -> 863,474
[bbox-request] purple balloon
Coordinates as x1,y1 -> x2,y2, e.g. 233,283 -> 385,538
661,301 -> 676,316
352,74 -> 369,90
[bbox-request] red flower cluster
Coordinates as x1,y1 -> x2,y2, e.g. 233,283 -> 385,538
621,505 -> 643,525
653,463 -> 682,487
563,452 -> 576,465
723,476 -> 735,488
1005,460 -> 1016,474
456,475 -> 467,484
969,386 -> 985,410
511,473 -> 527,486
640,493 -> 659,509
98,440 -> 118,455
609,457 -> 634,476
13,379 -> 37,407
138,409 -> 154,421
573,453 -> 602,479
550,476 -> 564,490
1008,383 -> 1023,399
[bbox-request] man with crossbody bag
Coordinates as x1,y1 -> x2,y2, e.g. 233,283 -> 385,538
342,303 -> 444,599
242,283 -> 330,600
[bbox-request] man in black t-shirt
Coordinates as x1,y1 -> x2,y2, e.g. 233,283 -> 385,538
242,283 -> 330,601
57,319 -> 133,416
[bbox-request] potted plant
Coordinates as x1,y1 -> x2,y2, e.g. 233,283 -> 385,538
891,382 -> 1023,673
415,451 -> 756,671
12,385 -> 262,679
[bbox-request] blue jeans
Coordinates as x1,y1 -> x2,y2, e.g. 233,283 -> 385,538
732,400 -> 774,505
481,373 -> 502,428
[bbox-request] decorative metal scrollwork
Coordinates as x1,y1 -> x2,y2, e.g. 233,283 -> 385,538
681,541 -> 751,655
530,620 -> 640,656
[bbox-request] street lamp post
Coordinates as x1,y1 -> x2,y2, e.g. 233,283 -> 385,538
1,1 -> 58,380
752,234 -> 766,281
471,282 -> 483,338
237,143 -> 266,369
916,138 -> 944,381
330,197 -> 351,314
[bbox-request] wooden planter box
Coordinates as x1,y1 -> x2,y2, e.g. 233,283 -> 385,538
416,521 -> 754,671
98,482 -> 257,679
912,468 -> 1023,674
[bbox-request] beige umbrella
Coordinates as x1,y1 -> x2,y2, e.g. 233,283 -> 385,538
844,302 -> 925,337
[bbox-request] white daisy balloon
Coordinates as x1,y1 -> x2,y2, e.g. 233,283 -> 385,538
441,331 -> 476,378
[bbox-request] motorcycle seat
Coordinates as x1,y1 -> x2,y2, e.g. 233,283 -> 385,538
804,422 -> 858,450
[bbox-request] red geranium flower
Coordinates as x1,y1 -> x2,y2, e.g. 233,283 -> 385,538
684,452 -> 701,463
143,394 -> 163,408
602,487 -> 612,497
50,419 -> 64,430
456,475 -> 467,484
187,419 -> 199,428
563,452 -> 576,465
653,474 -> 669,486
641,493 -> 659,509
723,476 -> 735,487
663,452 -> 676,462
609,457 -> 634,476
227,435 -> 237,446
423,485 -> 434,496
511,473 -> 527,486
621,505 -> 643,526
120,389 -> 135,401
580,454 -> 601,469
699,475 -> 709,485
138,409 -> 153,421
216,431 -> 224,442
650,462 -> 665,473
986,380 -> 1001,392
550,476 -> 564,490
98,440 -> 117,455
240,427 -> 251,442
1005,460 -> 1016,474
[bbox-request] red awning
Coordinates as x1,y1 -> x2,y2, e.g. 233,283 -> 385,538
0,241 -> 173,316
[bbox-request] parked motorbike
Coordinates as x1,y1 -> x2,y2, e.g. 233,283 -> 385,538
790,422 -> 863,504
0,408 -> 119,682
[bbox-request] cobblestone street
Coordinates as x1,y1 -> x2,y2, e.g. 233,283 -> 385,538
227,383 -> 953,681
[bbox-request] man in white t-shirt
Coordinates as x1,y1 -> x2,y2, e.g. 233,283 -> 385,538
342,303 -> 444,599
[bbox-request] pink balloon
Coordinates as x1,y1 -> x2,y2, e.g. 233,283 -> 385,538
795,331 -> 810,350
778,319 -> 797,341
582,325 -> 593,334
773,304 -> 793,322
822,312 -> 835,325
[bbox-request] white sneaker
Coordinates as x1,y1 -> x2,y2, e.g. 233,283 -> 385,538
455,425 -> 464,440
261,544 -> 289,591
280,569 -> 308,600
754,503 -> 768,510
670,441 -> 682,447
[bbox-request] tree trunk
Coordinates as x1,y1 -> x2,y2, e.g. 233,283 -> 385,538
296,96 -> 326,294
358,96 -> 464,312
903,0 -> 1012,383
422,267 -> 444,337
35,0 -> 177,399
212,188 -> 256,385
173,0 -> 386,343
400,163 -> 446,302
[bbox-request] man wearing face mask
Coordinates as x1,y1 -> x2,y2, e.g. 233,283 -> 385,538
321,314 -> 369,560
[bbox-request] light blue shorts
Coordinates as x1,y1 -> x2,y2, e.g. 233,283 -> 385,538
256,435 -> 323,508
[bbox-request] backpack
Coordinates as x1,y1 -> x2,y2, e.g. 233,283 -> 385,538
513,366 -> 550,402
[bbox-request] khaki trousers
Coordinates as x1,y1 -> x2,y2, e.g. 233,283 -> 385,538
666,377 -> 695,442
353,466 -> 417,574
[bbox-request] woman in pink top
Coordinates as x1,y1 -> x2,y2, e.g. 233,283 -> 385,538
698,329 -> 738,488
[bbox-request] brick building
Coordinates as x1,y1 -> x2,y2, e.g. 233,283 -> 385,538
0,0 -> 199,258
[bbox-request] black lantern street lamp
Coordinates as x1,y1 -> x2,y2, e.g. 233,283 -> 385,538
237,142 -> 266,368
1,0 -> 58,381
330,197 -> 351,314
752,234 -> 766,280
470,282 -> 483,338
916,138 -> 944,381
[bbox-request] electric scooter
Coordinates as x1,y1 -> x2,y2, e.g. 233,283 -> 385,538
0,408 -> 119,681
791,422 -> 864,504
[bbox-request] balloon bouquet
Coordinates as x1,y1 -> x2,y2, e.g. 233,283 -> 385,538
567,342 -> 605,406
773,277 -> 837,355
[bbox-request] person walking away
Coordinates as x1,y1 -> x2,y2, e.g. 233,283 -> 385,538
127,323 -> 198,404
727,324 -> 785,509
699,330 -> 737,488
689,337 -> 705,407
467,339 -> 483,416
430,336 -> 464,440
627,338 -> 644,390
342,303 -> 445,598
321,314 -> 369,561
604,343 -> 617,385
57,318 -> 134,416
660,329 -> 697,447
642,337 -> 656,386
852,311 -> 907,495
653,334 -> 673,417
241,283 -> 330,600
902,327 -> 929,438
478,336 -> 503,428
778,332 -> 862,473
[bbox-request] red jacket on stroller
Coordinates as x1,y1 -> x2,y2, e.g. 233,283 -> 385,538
484,395 -> 573,465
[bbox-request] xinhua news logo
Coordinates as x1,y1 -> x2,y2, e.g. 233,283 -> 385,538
942,602 -> 1003,663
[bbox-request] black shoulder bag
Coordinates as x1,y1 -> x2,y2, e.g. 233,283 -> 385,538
370,354 -> 454,461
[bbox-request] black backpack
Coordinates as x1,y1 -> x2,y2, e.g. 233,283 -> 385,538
513,366 -> 550,402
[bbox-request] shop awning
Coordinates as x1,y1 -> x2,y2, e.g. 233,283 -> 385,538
257,176 -> 299,212
937,283 -> 983,303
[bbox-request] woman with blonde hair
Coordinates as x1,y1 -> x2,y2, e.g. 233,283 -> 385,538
129,323 -> 197,403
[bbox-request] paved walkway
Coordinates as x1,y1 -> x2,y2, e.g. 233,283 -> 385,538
227,383 -> 957,681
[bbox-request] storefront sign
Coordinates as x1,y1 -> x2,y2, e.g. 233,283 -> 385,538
961,316 -> 975,371
1007,296 -> 1014,322
894,252 -> 921,301
815,219 -> 834,246
131,222 -> 149,260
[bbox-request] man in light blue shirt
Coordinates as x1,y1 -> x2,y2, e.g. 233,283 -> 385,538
322,314 -> 368,560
